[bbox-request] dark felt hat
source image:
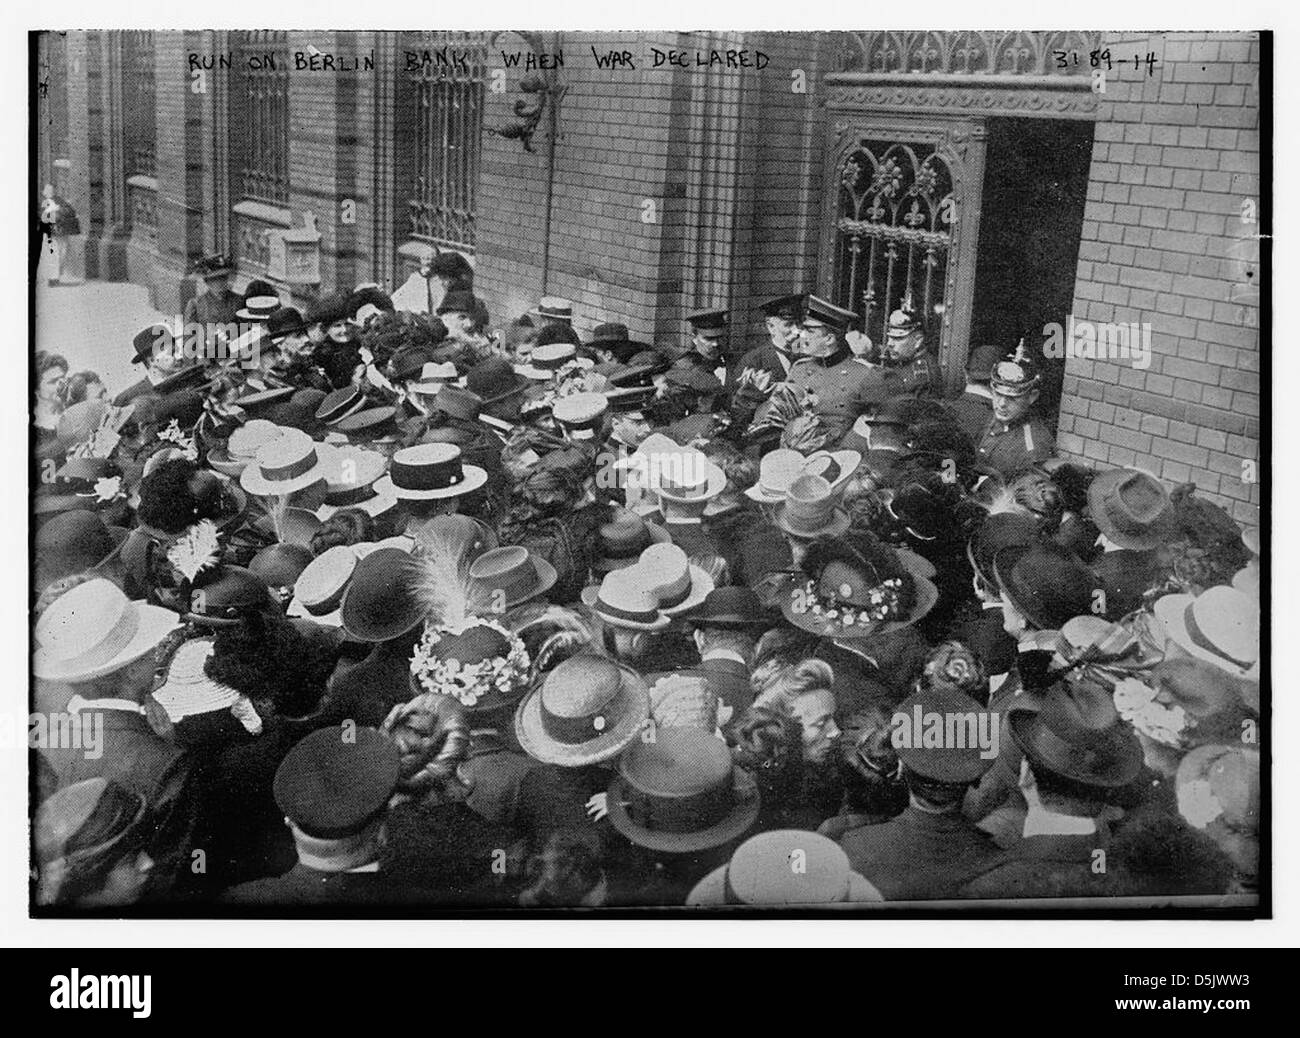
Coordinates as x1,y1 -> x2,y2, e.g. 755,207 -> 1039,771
1009,677 -> 1143,790
35,778 -> 151,905
184,566 -> 272,627
273,727 -> 400,839
340,547 -> 429,643
760,294 -> 804,322
993,541 -> 1099,632
436,289 -> 479,317
248,542 -> 315,591
304,291 -> 353,328
968,512 -> 1044,589
680,586 -> 772,631
686,309 -> 728,336
131,323 -> 172,365
1087,467 -> 1173,551
266,307 -> 306,344
34,511 -> 128,592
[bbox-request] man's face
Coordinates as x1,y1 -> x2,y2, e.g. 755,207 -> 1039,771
791,690 -> 841,764
692,332 -> 722,361
886,329 -> 923,363
766,316 -> 798,351
38,365 -> 65,403
798,322 -> 838,358
1001,595 -> 1029,639
443,311 -> 474,339
992,388 -> 1037,425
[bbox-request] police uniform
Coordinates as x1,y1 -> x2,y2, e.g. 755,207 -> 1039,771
975,415 -> 1055,476
974,345 -> 1054,476
787,348 -> 887,442
728,342 -> 792,427
883,350 -> 941,398
684,309 -> 730,386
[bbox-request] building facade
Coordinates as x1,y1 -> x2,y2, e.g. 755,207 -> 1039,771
35,29 -> 1263,524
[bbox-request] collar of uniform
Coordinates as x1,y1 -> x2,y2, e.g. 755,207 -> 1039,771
67,694 -> 146,717
814,345 -> 851,368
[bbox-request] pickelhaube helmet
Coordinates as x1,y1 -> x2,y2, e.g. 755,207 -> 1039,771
988,339 -> 1042,397
886,292 -> 921,337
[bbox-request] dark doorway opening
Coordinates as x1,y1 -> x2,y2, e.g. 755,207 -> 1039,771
969,117 -> 1095,422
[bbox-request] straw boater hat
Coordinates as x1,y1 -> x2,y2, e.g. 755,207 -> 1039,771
238,430 -> 330,498
775,474 -> 850,540
34,579 -> 180,684
150,637 -> 262,734
686,830 -> 882,906
744,448 -> 807,505
236,294 -> 281,323
1153,585 -> 1259,678
373,442 -> 488,501
466,545 -> 558,613
314,446 -> 398,520
581,566 -> 671,632
516,341 -> 586,381
530,296 -> 574,323
515,654 -> 651,767
653,449 -> 727,507
289,544 -> 360,627
635,542 -> 714,617
605,728 -> 760,854
1087,467 -> 1174,551
208,419 -> 283,477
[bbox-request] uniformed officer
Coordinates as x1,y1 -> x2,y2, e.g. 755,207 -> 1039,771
728,294 -> 802,428
881,297 -> 941,398
672,309 -> 731,386
182,254 -> 243,331
975,342 -> 1055,476
947,342 -> 1003,443
787,295 -> 888,442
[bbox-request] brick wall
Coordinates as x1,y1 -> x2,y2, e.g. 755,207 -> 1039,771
1057,31 -> 1262,526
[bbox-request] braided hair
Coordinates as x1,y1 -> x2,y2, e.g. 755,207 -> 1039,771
380,693 -> 473,804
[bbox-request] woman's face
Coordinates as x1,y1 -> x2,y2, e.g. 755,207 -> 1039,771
38,366 -> 66,403
791,690 -> 840,765
85,379 -> 107,402
326,320 -> 352,344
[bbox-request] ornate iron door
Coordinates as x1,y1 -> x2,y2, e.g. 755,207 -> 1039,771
821,113 -> 987,394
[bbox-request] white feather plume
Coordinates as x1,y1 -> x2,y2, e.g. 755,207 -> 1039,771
167,519 -> 221,583
410,520 -> 473,629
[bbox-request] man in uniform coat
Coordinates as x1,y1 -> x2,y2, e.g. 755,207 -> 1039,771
670,309 -> 731,387
182,254 -> 243,331
727,294 -> 801,429
839,686 -> 1001,900
975,343 -> 1056,476
881,298 -> 941,398
947,342 -> 1002,443
787,295 -> 887,442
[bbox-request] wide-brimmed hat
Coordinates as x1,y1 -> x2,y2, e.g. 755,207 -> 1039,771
274,506 -> 323,548
292,544 -> 360,623
894,685 -> 997,785
581,567 -> 670,632
606,728 -> 760,853
1009,677 -> 1142,789
238,432 -> 330,498
374,442 -> 488,501
183,566 -> 272,627
334,405 -> 399,441
743,448 -> 806,504
680,586 -> 772,632
1087,468 -> 1173,550
686,830 -> 882,906
593,508 -> 672,572
1153,586 -> 1259,678
232,383 -> 295,412
466,545 -> 558,613
516,342 -> 581,381
236,295 -> 281,323
149,636 -> 254,730
781,545 -> 938,639
588,322 -> 647,360
34,578 -> 180,684
265,306 -> 306,343
636,542 -> 714,617
410,620 -> 531,713
967,512 -> 1044,588
530,296 -> 574,322
993,541 -> 1098,632
515,654 -> 650,767
802,450 -> 861,495
466,357 -> 531,404
248,542 -> 314,594
340,547 -> 429,643
654,451 -> 727,506
35,510 -> 129,592
35,778 -> 152,906
314,446 -> 397,520
775,474 -> 850,540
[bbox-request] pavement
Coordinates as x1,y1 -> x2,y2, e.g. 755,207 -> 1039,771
34,252 -> 170,397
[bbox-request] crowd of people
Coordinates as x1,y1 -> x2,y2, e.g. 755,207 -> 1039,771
31,250 -> 1262,909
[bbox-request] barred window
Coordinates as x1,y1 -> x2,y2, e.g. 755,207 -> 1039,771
121,31 -> 156,178
398,32 -> 486,251
230,30 -> 289,205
